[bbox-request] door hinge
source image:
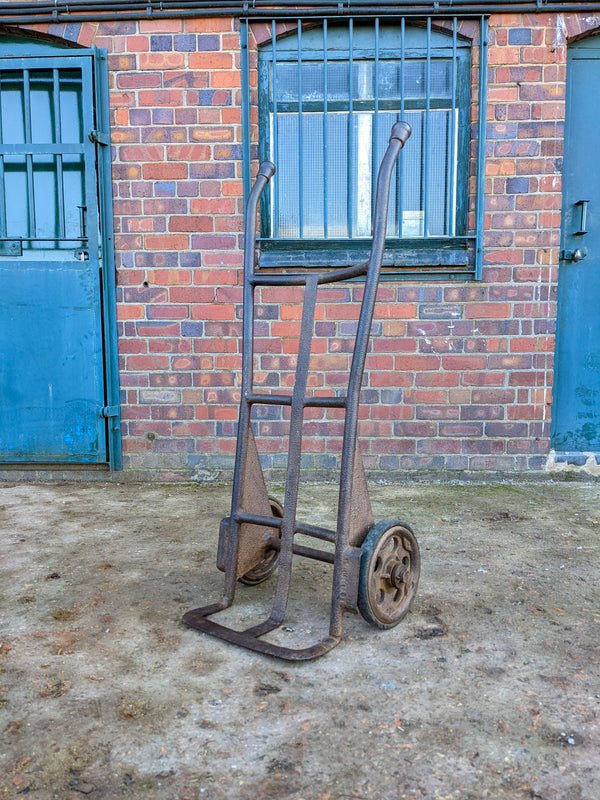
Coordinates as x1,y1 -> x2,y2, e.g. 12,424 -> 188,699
101,405 -> 119,419
89,130 -> 110,145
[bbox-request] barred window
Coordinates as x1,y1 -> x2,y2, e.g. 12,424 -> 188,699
242,16 -> 487,277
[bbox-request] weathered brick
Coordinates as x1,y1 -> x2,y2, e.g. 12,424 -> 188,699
125,355 -> 170,371
138,89 -> 184,106
139,388 -> 181,404
462,372 -> 506,386
485,421 -> 529,437
169,216 -> 214,233
465,303 -> 512,319
508,27 -> 532,44
463,440 -> 506,455
142,162 -> 188,180
118,72 -> 161,89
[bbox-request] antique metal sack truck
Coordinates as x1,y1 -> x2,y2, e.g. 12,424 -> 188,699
183,121 -> 420,660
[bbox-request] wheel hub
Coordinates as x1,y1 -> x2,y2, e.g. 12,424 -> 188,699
388,560 -> 408,589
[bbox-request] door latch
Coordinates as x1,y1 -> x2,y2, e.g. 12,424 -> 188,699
561,247 -> 588,262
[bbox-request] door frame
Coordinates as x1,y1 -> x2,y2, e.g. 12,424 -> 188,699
93,46 -> 122,470
0,39 -> 121,469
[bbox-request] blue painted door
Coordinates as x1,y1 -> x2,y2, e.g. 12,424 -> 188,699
0,55 -> 108,463
552,37 -> 600,451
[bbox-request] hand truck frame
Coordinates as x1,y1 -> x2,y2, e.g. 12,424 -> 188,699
184,121 -> 420,660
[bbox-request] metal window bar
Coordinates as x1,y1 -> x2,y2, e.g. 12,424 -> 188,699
53,69 -> 66,239
272,20 -> 280,238
371,18 -> 380,223
323,18 -> 328,238
23,70 -> 36,238
423,18 -> 431,237
347,18 -> 354,238
446,19 -> 458,237
240,20 -> 252,232
396,16 -> 405,238
297,20 -> 303,238
0,75 -> 5,238
474,14 -> 488,280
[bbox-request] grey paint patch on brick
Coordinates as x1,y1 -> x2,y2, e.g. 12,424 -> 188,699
546,451 -> 600,476
139,389 -> 181,405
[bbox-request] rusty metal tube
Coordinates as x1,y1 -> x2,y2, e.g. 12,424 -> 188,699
2,0 -> 600,24
221,160 -> 275,605
330,121 -> 411,637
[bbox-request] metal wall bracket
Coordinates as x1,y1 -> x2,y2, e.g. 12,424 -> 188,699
0,240 -> 23,257
89,130 -> 109,145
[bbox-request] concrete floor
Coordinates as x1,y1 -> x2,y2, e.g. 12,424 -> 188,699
0,479 -> 599,800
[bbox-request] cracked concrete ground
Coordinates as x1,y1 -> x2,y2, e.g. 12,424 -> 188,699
0,479 -> 599,800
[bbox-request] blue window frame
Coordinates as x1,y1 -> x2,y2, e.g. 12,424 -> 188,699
241,16 -> 488,278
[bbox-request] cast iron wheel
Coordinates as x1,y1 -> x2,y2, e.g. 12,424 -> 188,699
358,519 -> 420,629
238,497 -> 283,586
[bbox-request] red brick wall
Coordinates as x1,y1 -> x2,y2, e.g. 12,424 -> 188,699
17,12 -> 600,478
97,17 -> 248,479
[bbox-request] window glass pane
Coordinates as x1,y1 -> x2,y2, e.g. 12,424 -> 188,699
352,112 -> 373,236
427,109 -> 452,236
62,155 -> 85,239
273,58 -> 452,105
32,154 -> 59,236
272,108 -> 457,239
0,68 -> 83,145
403,62 -> 426,98
400,111 -> 424,237
0,72 -> 26,143
275,61 -> 354,103
327,62 -> 351,101
375,111 -> 401,236
3,156 -> 28,234
30,72 -> 54,143
274,62 -> 300,103
274,113 -> 299,237
274,110 -> 353,238
302,113 -> 325,237
430,60 -> 453,98
326,112 -> 349,237
302,63 -> 325,101
379,62 -> 403,101
59,71 -> 84,143
2,153 -> 84,245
